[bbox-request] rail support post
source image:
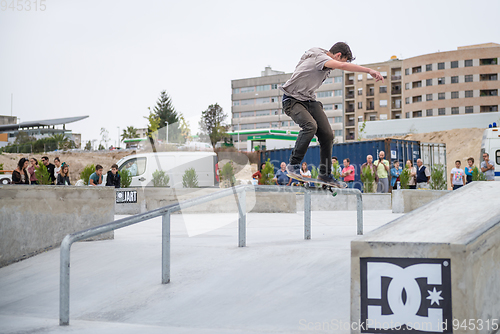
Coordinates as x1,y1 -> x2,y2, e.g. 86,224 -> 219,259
162,211 -> 171,284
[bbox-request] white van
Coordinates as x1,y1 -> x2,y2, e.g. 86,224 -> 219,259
115,151 -> 219,188
480,124 -> 500,181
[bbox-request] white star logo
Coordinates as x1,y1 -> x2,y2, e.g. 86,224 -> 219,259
426,287 -> 444,306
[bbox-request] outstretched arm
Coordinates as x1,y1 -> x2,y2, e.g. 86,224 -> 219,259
324,59 -> 384,82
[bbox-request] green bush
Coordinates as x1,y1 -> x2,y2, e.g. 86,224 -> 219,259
0,163 -> 4,174
182,168 -> 199,188
331,161 -> 341,180
361,165 -> 376,193
399,167 -> 411,189
80,164 -> 95,186
260,159 -> 275,185
35,163 -> 52,185
310,165 -> 319,188
120,169 -> 132,188
152,169 -> 169,187
220,161 -> 236,186
430,164 -> 447,190
472,166 -> 487,181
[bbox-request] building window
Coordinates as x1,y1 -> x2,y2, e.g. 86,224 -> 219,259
465,59 -> 473,67
233,124 -> 239,131
426,64 -> 432,71
412,81 -> 422,88
322,78 -> 333,85
334,103 -> 342,110
480,73 -> 498,81
438,62 -> 445,70
438,77 -> 445,85
233,100 -> 240,106
358,88 -> 363,95
358,74 -> 363,81
405,83 -> 410,90
271,122 -> 279,128
438,92 -> 445,100
256,85 -> 270,91
480,105 -> 499,112
380,100 -> 388,107
240,123 -> 254,130
334,130 -> 343,137
255,122 -> 270,129
479,58 -> 498,65
256,110 -> 270,116
405,97 -> 410,104
323,104 -> 333,110
405,68 -> 409,75
451,76 -> 459,84
451,91 -> 459,99
480,89 -> 498,97
233,88 -> 240,94
241,86 -> 255,93
379,86 -> 387,93
465,90 -> 473,98
451,61 -> 459,68
317,91 -> 333,98
465,74 -> 473,82
241,99 -> 254,105
335,116 -> 342,123
426,109 -> 433,116
438,108 -> 446,115
465,106 -> 473,114
413,96 -> 422,103
413,110 -> 422,118
241,111 -> 255,117
405,112 -> 410,118
426,79 -> 433,86
358,102 -> 363,109
271,84 -> 278,89
256,97 -> 271,104
334,76 -> 342,83
334,89 -> 342,96
426,94 -> 433,101
281,121 -> 289,127
381,71 -> 387,78
451,107 -> 459,114
412,66 -> 422,74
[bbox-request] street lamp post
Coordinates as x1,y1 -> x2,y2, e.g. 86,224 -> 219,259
117,126 -> 120,148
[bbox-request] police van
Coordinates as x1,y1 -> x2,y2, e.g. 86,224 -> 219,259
113,151 -> 218,188
481,122 -> 500,181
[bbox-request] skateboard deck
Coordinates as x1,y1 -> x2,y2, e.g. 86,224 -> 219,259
286,172 -> 347,195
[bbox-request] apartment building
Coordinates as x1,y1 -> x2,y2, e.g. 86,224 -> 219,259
345,43 -> 499,140
231,66 -> 344,150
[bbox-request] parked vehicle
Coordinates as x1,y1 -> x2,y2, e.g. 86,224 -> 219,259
481,123 -> 500,181
113,151 -> 218,188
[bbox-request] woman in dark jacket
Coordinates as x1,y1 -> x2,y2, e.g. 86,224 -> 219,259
56,162 -> 71,185
12,158 -> 30,184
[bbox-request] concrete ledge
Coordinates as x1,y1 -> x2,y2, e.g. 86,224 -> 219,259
392,188 -> 450,213
115,187 -> 296,214
0,185 -> 115,268
296,192 -> 391,211
351,182 -> 500,334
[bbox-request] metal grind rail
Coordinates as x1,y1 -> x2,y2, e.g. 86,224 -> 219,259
59,185 -> 363,325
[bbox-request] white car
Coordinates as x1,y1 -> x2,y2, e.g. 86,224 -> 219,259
0,173 -> 12,185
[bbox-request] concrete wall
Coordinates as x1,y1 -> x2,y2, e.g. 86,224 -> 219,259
0,185 -> 114,267
351,182 -> 500,334
115,187 -> 296,215
392,189 -> 450,213
296,192 -> 391,211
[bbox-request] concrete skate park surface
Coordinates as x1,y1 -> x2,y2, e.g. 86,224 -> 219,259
0,210 -> 403,334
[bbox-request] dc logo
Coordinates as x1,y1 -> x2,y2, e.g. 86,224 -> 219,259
360,258 -> 452,333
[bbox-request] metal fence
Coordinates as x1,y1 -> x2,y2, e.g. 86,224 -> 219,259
59,185 -> 363,325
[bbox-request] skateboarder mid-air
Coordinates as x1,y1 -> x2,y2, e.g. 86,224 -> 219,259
282,42 -> 384,187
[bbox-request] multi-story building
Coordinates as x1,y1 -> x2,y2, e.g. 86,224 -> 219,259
231,66 -> 344,150
345,43 -> 499,140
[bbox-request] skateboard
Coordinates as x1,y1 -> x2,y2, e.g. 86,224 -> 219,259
286,172 -> 347,196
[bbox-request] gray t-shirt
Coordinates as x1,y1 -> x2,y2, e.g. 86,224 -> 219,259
481,161 -> 495,180
280,47 -> 332,101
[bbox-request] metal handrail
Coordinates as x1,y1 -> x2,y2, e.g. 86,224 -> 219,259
59,185 -> 363,325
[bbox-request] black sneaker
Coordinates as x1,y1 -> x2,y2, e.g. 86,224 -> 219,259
318,174 -> 347,188
286,164 -> 301,175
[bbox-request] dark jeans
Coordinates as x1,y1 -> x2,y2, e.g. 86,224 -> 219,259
466,175 -> 472,183
283,97 -> 333,176
453,184 -> 463,190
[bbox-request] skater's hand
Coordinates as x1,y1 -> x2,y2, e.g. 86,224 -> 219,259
369,69 -> 384,83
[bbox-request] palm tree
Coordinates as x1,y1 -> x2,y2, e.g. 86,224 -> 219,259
121,126 -> 140,141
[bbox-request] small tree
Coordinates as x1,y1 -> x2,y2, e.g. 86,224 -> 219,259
220,161 -> 236,187
361,165 -> 376,193
199,103 -> 229,148
0,163 -> 4,174
80,164 -> 95,186
84,141 -> 92,151
429,164 -> 447,190
399,167 -> 411,189
35,163 -> 52,185
331,161 -> 341,180
182,168 -> 199,188
259,159 -> 275,185
472,166 -> 487,181
121,126 -> 139,141
310,165 -> 319,188
120,169 -> 132,188
357,120 -> 367,141
152,170 -> 170,187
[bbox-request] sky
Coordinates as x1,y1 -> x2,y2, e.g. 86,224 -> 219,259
1,0 -> 499,147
